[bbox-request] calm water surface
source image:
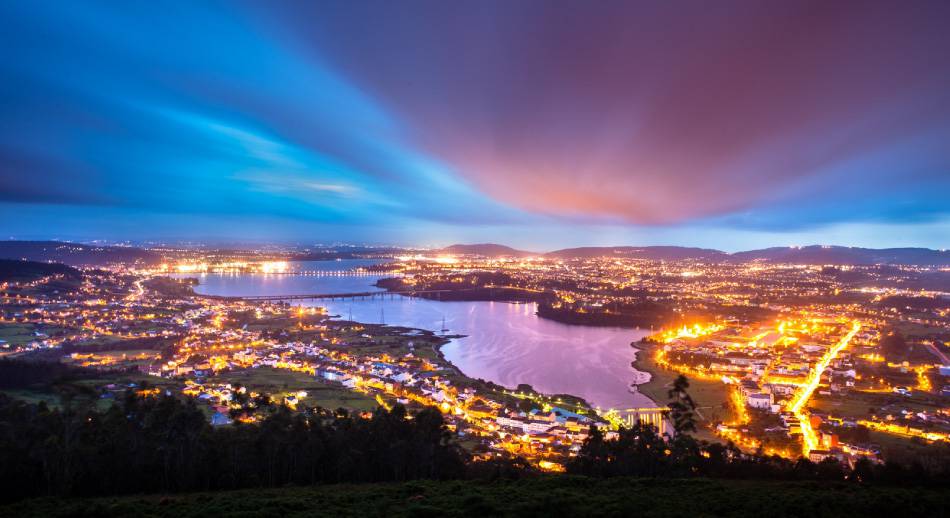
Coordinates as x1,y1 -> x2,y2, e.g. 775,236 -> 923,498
183,260 -> 654,409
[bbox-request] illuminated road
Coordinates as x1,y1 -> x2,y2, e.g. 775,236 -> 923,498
125,279 -> 145,302
789,321 -> 861,456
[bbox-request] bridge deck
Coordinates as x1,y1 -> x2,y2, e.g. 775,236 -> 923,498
236,289 -> 466,301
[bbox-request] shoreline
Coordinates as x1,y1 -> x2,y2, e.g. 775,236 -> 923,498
375,280 -> 667,330
421,320 -> 658,412
320,313 -> 602,414
630,339 -> 733,442
183,274 -> 655,415
629,340 -> 668,406
323,309 -> 645,414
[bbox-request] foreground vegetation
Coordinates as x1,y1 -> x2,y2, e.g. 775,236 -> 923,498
0,393 -> 464,501
632,341 -> 732,443
2,476 -> 948,518
0,360 -> 947,515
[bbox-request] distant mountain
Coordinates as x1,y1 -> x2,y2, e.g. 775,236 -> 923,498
0,259 -> 82,282
542,244 -> 949,265
2,240 -> 945,266
289,247 -> 410,260
438,243 -> 534,257
545,246 -> 728,261
0,241 -> 160,266
732,246 -> 950,266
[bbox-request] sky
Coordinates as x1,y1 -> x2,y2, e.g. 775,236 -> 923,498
0,0 -> 948,251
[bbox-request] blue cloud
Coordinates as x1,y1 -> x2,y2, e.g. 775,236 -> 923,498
0,1 -> 517,228
0,0 -> 947,248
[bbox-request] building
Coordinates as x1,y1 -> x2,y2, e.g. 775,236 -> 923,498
746,392 -> 773,410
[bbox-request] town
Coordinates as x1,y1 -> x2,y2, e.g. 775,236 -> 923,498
0,259 -> 611,472
368,250 -> 950,465
1,247 -> 948,473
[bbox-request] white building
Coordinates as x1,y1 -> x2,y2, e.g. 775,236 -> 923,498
747,392 -> 773,410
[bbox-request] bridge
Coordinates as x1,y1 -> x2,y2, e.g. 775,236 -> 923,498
598,407 -> 670,435
248,270 -> 401,277
234,289 -> 474,302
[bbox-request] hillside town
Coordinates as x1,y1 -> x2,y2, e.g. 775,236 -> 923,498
0,262 -> 611,471
1,249 -> 948,472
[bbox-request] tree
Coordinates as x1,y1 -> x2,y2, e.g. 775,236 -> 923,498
667,375 -> 697,435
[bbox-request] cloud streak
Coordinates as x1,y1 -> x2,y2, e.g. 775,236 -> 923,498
283,0 -> 950,228
0,0 -> 947,246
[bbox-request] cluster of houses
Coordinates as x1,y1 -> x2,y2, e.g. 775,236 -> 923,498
494,407 -> 601,446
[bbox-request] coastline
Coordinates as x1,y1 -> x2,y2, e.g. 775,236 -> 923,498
629,340 -> 670,407
328,316 -> 604,415
631,339 -> 733,441
182,272 -> 651,418
325,306 -> 655,414
424,327 -> 601,413
375,279 -> 668,330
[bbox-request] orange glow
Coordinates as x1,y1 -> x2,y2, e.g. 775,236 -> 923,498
657,323 -> 725,343
788,321 -> 861,456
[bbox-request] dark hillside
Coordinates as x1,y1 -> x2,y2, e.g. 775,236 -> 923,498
3,477 -> 947,518
0,259 -> 81,282
0,241 -> 159,266
439,243 -> 533,257
733,246 -> 950,266
546,246 -> 727,261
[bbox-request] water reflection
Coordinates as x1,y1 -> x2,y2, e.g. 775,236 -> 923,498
183,262 -> 654,409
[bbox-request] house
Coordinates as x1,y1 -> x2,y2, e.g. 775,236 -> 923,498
808,449 -> 837,463
393,372 -> 414,383
316,367 -> 346,381
746,392 -> 773,410
211,412 -> 233,426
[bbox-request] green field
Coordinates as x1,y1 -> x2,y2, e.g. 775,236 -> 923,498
2,477 -> 946,518
632,341 -> 733,442
0,323 -> 38,347
810,393 -> 880,418
212,367 -> 378,412
0,388 -> 62,407
332,325 -> 446,364
1,368 -> 181,411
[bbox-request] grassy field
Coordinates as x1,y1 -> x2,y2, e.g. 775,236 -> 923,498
334,325 -> 447,365
2,477 -> 947,518
1,368 -> 181,411
211,367 -> 378,412
0,388 -> 63,407
810,392 -> 879,418
632,341 -> 732,442
70,335 -> 126,348
0,323 -> 38,347
894,321 -> 943,338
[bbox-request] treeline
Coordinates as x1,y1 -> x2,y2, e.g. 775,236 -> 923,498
0,394 -> 464,501
537,300 -> 670,328
376,274 -> 553,303
0,359 -> 96,390
568,376 -> 950,487
566,421 -> 950,486
0,375 -> 947,503
60,336 -> 183,359
144,276 -> 197,298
